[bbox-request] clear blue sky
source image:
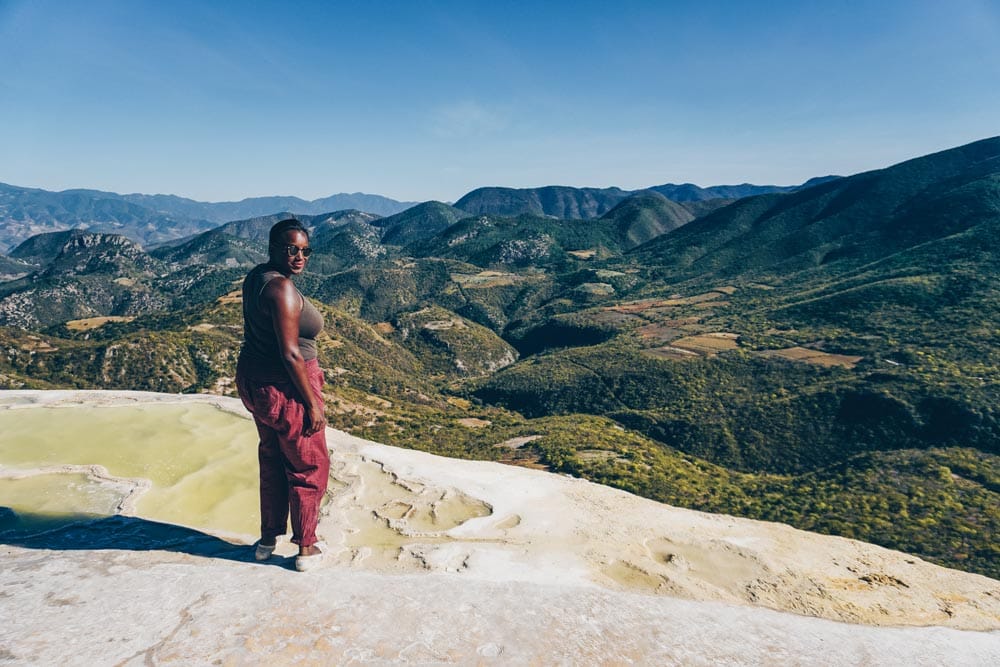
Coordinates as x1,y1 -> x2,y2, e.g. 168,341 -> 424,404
1,0 -> 998,203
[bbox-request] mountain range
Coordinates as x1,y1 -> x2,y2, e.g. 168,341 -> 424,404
452,177 -> 838,219
0,183 -> 417,252
1,137 -> 997,581
0,177 -> 838,253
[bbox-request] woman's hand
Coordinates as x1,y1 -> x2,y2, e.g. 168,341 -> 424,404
304,404 -> 327,437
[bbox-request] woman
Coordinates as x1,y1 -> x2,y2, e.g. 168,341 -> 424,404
235,218 -> 329,572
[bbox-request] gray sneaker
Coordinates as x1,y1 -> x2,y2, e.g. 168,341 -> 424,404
254,541 -> 277,561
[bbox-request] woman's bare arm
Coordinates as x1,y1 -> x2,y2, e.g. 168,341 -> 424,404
262,276 -> 327,436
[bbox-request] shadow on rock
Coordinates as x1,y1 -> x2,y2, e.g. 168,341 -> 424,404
0,510 -> 290,567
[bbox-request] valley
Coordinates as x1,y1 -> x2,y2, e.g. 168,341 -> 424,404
1,137 -> 998,581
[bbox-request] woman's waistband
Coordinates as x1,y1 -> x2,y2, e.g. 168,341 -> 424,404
237,353 -> 321,383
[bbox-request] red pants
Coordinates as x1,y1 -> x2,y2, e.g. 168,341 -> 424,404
236,358 -> 329,547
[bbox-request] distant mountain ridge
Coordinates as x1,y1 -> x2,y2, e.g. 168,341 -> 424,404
118,191 -> 416,222
1,177 -> 838,253
0,182 -> 417,252
454,177 -> 839,219
649,176 -> 838,201
0,182 -> 217,252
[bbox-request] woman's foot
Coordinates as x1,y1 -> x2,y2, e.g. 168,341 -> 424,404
294,542 -> 326,572
254,537 -> 278,561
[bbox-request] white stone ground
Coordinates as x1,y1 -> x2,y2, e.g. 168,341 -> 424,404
2,390 -> 999,665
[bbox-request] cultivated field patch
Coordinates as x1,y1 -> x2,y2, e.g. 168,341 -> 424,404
662,317 -> 704,328
216,290 -> 242,305
458,417 -> 492,428
65,316 -> 135,331
670,332 -> 741,355
446,396 -> 472,409
636,315 -> 708,343
18,335 -> 59,352
758,346 -> 863,368
683,291 -> 728,305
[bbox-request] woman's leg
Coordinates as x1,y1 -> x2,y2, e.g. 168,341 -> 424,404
280,426 -> 329,547
256,420 -> 290,542
240,362 -> 329,551
237,368 -> 291,543
276,364 -> 329,548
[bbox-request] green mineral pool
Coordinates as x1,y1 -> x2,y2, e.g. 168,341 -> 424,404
0,401 -> 260,538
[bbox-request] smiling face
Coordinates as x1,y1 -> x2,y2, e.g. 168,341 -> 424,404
269,229 -> 311,276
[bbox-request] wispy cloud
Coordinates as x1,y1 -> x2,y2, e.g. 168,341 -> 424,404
429,100 -> 509,139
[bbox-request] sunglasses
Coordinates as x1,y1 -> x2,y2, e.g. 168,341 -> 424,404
277,244 -> 312,258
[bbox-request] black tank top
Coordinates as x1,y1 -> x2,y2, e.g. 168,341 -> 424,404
238,263 -> 324,377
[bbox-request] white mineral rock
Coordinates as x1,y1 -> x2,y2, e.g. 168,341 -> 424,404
1,390 -> 999,665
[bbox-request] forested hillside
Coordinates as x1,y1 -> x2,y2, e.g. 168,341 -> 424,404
2,138 -> 997,579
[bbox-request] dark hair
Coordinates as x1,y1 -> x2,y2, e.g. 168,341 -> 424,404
269,218 -> 309,247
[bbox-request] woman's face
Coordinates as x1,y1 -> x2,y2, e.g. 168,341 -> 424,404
270,229 -> 311,276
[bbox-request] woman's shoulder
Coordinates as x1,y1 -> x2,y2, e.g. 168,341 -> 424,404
247,264 -> 287,287
248,262 -> 282,278
259,272 -> 298,307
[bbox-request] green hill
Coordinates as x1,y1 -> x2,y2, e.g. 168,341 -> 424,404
599,190 -> 695,249
313,257 -> 555,333
454,185 -> 630,219
406,213 -> 626,269
150,229 -> 266,269
378,201 -> 466,246
10,229 -> 93,266
391,306 -> 518,378
0,273 -> 169,330
632,136 -> 1000,282
149,209 -> 387,275
310,218 -> 392,273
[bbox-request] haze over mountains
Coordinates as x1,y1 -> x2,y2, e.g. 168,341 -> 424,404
0,183 -> 418,252
1,137 -> 997,582
0,177 -> 837,253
